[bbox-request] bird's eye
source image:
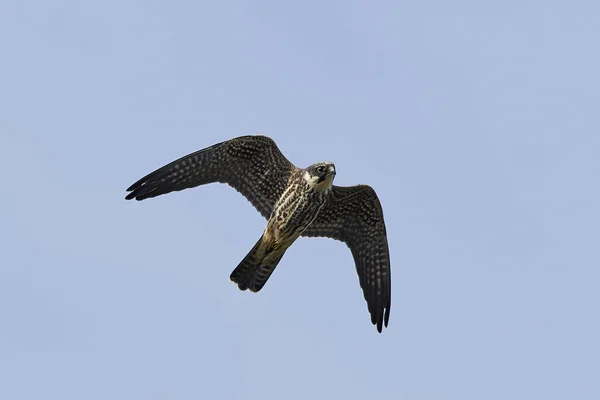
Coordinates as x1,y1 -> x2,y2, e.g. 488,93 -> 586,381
316,166 -> 325,174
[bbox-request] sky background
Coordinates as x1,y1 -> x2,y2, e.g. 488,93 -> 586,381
1,1 -> 599,399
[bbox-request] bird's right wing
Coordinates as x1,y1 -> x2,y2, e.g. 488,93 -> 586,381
125,135 -> 295,219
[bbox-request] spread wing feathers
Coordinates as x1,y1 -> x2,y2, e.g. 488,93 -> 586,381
125,135 -> 296,219
301,185 -> 391,332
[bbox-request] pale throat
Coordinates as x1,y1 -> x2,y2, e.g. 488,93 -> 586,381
302,171 -> 334,192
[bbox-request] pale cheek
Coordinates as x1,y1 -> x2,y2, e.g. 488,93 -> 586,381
303,172 -> 318,185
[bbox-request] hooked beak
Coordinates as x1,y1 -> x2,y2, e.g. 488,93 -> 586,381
328,164 -> 336,176
317,169 -> 336,183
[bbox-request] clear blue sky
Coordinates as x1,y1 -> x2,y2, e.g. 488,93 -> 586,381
1,1 -> 599,399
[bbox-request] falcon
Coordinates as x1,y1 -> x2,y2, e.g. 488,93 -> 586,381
125,135 -> 391,332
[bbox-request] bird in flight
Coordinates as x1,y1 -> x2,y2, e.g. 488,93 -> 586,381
125,135 -> 391,332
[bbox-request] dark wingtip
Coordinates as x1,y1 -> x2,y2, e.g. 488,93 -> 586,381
376,311 -> 384,333
384,306 -> 390,328
374,305 -> 390,333
125,187 -> 144,200
125,179 -> 143,200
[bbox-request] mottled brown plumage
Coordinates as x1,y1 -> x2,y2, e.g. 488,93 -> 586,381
302,185 -> 391,332
125,135 -> 391,332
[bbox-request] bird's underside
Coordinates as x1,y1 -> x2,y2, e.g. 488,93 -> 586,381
125,135 -> 391,332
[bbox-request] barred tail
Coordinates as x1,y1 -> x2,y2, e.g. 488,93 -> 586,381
230,236 -> 285,292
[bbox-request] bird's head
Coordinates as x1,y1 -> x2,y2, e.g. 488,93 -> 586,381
303,161 -> 336,190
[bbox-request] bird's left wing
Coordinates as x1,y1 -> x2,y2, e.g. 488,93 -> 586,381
125,135 -> 295,219
301,185 -> 391,332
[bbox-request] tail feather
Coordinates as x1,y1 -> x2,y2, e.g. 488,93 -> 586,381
230,237 -> 285,292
